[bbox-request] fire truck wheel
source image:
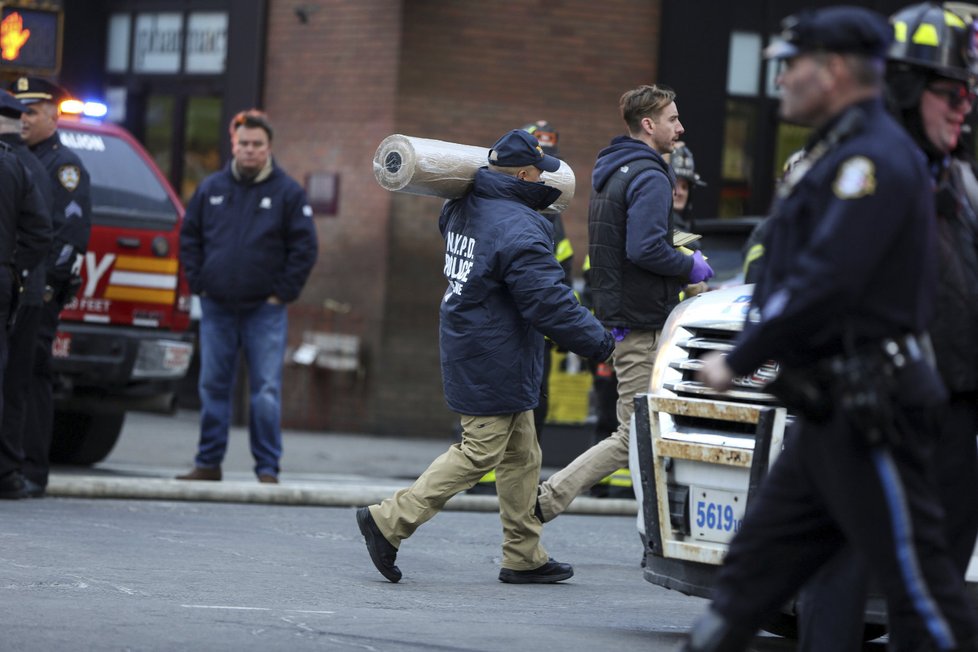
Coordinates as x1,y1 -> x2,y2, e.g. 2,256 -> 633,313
50,411 -> 126,466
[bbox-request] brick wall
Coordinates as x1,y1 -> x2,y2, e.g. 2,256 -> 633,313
261,0 -> 402,431
261,0 -> 661,435
371,0 -> 662,436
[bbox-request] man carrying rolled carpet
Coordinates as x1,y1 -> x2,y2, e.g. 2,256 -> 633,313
356,129 -> 615,584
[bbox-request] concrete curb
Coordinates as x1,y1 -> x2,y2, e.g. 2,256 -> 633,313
47,476 -> 638,516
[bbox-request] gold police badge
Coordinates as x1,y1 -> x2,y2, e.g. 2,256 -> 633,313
833,156 -> 876,199
58,165 -> 80,191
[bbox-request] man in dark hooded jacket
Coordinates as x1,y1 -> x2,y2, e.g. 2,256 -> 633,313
536,85 -> 714,523
357,129 -> 615,585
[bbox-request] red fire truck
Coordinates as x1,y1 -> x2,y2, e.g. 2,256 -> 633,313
49,114 -> 194,464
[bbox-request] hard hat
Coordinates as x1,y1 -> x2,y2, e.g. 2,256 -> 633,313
888,2 -> 978,82
670,144 -> 706,187
521,120 -> 559,156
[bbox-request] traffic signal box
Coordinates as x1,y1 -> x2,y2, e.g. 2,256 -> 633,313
1,2 -> 63,77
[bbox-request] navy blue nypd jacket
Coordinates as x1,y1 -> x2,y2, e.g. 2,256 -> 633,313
180,160 -> 318,309
439,167 -> 614,416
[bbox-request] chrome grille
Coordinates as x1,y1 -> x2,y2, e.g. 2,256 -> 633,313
663,325 -> 779,406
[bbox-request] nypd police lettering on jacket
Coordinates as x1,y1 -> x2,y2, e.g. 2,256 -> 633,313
443,231 -> 476,297
436,168 -> 613,416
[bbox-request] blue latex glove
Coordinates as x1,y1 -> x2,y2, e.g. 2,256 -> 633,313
689,251 -> 715,284
611,327 -> 630,342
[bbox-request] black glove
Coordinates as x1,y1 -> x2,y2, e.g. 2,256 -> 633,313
47,244 -> 82,288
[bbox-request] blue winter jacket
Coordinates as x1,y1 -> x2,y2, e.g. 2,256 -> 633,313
439,168 -> 614,416
180,161 -> 318,309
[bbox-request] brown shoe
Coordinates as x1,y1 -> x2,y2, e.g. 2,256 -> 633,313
258,474 -> 279,484
175,467 -> 222,481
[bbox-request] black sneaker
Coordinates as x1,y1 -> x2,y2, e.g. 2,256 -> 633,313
0,471 -> 27,500
498,558 -> 573,584
356,507 -> 402,583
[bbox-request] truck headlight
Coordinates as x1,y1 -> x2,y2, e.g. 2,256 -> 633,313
132,340 -> 193,379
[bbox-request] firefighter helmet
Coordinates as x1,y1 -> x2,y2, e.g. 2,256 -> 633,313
521,120 -> 559,156
671,144 -> 706,187
888,2 -> 978,82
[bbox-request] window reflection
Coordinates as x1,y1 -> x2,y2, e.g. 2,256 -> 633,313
182,96 -> 222,202
720,100 -> 756,217
144,94 -> 174,180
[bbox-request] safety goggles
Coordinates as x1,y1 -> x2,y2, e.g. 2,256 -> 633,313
926,83 -> 977,111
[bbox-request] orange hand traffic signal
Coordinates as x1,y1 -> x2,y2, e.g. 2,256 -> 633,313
1,12 -> 31,61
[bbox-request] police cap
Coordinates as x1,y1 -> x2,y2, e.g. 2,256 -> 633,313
765,6 -> 892,60
9,76 -> 68,106
0,92 -> 26,119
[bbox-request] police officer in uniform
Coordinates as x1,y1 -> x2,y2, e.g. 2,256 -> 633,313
685,7 -> 978,651
10,77 -> 91,498
796,4 -> 978,650
0,92 -> 53,499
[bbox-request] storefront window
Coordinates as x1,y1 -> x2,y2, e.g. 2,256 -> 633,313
182,96 -> 222,201
144,95 -> 174,178
185,13 -> 228,74
719,99 -> 757,217
774,122 -> 810,179
727,31 -> 762,96
133,13 -> 182,74
106,13 -> 130,73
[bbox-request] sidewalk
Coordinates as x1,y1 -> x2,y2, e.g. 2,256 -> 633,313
47,410 -> 637,516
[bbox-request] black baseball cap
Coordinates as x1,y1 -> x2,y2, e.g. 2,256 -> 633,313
488,129 -> 561,172
0,92 -> 26,118
764,6 -> 892,60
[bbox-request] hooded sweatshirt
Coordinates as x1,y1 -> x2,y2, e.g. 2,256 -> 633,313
588,135 -> 692,330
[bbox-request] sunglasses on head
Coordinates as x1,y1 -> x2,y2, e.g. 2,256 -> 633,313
927,83 -> 977,110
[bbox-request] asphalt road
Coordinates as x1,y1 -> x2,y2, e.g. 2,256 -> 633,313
20,411 -> 890,650
0,498 -> 694,651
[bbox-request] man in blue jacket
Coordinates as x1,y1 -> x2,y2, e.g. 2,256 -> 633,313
357,129 -> 615,584
536,85 -> 713,523
177,109 -> 318,484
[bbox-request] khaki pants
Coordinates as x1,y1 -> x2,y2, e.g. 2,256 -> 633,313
369,410 -> 549,571
537,329 -> 660,521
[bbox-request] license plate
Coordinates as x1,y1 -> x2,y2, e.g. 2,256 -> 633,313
52,332 -> 72,359
690,486 -> 745,543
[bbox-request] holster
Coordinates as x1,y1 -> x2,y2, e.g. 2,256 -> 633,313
765,333 -> 947,447
765,364 -> 834,423
52,275 -> 82,308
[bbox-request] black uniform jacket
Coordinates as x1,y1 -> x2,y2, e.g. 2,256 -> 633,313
29,131 -> 91,283
0,143 -> 51,275
726,99 -> 936,376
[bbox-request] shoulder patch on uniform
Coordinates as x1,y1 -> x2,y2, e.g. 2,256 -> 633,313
58,164 -> 80,191
833,156 -> 876,199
